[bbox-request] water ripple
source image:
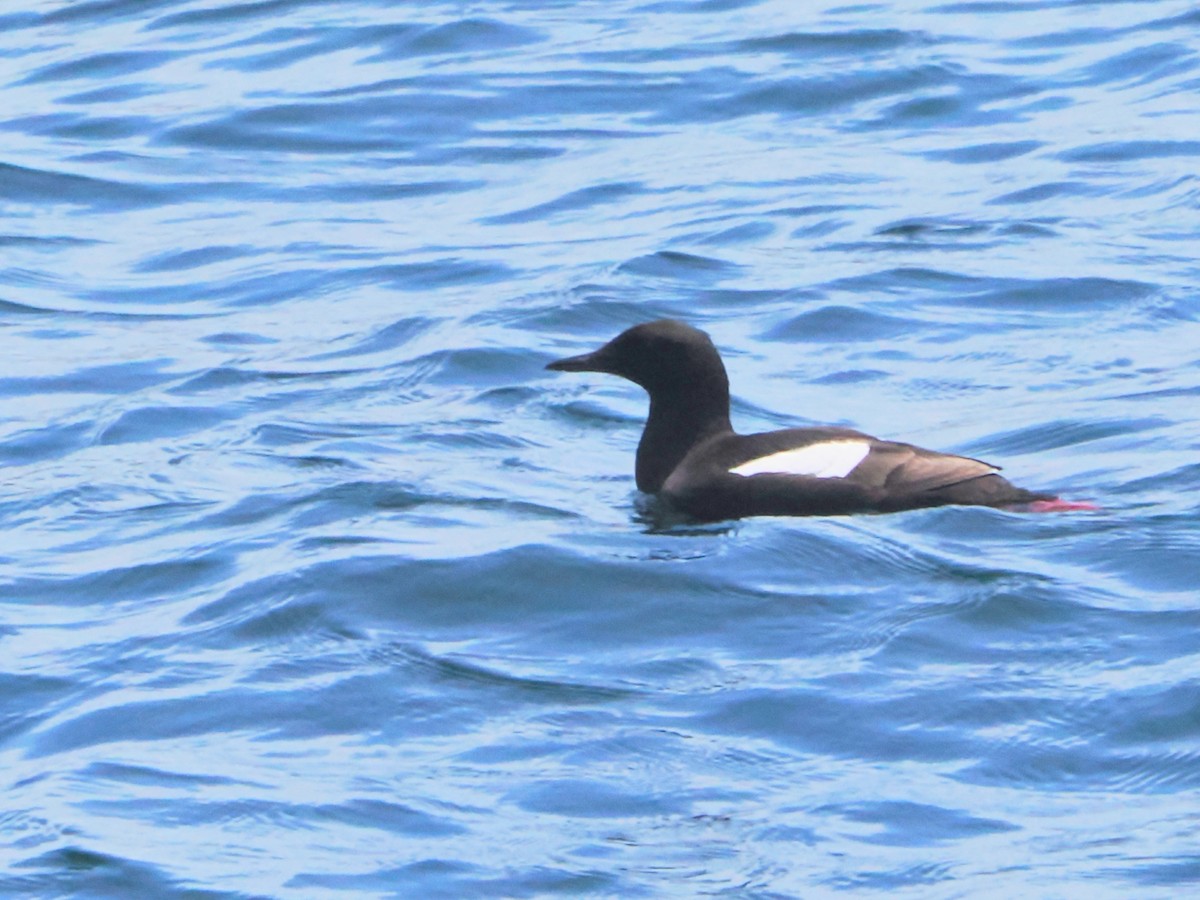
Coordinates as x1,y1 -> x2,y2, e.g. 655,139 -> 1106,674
2,0 -> 1197,895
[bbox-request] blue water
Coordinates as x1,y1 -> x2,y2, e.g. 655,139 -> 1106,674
2,0 -> 1199,895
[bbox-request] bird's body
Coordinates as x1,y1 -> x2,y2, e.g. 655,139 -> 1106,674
547,319 -> 1088,521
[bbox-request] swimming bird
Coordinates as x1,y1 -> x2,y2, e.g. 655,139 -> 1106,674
546,319 -> 1091,520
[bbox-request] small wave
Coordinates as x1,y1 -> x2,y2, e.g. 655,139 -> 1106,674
923,140 -> 1044,163
617,250 -> 737,281
815,800 -> 1017,847
97,405 -> 237,446
762,305 -> 925,343
482,182 -> 646,226
0,162 -> 162,210
966,417 -> 1167,455
6,553 -> 230,607
16,50 -> 174,86
1060,139 -> 1200,162
988,180 -> 1104,205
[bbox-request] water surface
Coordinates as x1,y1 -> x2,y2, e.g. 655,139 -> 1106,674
2,0 -> 1199,896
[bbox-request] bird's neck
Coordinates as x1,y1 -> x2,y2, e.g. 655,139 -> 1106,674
635,385 -> 732,493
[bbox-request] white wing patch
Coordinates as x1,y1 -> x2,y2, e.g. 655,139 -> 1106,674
729,440 -> 870,479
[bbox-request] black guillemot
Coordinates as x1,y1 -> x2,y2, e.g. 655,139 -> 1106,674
547,319 -> 1094,520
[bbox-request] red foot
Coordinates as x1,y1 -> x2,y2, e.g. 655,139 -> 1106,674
1023,498 -> 1101,513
